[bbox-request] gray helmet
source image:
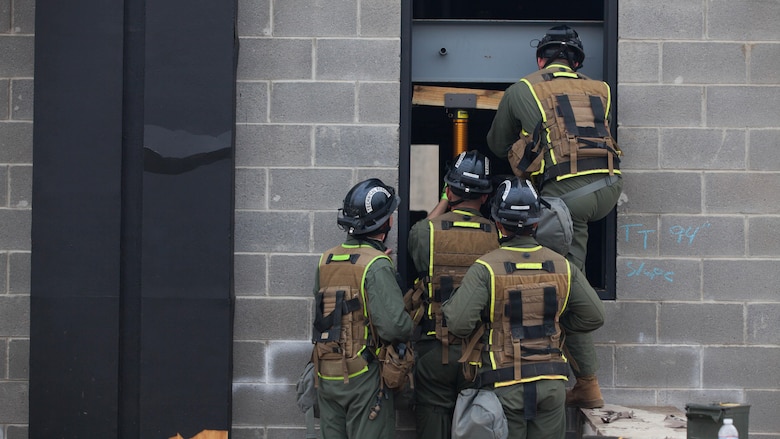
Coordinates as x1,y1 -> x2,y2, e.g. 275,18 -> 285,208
535,25 -> 585,68
444,151 -> 493,198
490,177 -> 541,232
337,178 -> 400,235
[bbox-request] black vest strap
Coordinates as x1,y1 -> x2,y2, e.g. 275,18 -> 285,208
544,157 -> 618,181
524,382 -> 538,420
589,95 -> 609,137
555,95 -> 579,137
507,290 -> 524,340
313,290 -> 346,342
474,362 -> 569,388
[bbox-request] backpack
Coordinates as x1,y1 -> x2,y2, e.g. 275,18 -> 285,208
535,196 -> 573,257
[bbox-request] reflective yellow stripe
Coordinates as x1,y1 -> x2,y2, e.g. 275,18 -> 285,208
452,221 -> 482,229
427,220 -> 435,320
330,254 -> 351,261
552,72 -> 579,79
476,259 -> 498,371
493,375 -> 568,387
520,78 -> 554,176
318,366 -> 370,380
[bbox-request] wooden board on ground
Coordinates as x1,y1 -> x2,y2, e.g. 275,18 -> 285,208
580,404 -> 687,439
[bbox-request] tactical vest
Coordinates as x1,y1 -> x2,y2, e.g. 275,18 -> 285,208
313,243 -> 388,383
508,66 -> 622,183
467,245 -> 571,387
413,210 -> 498,362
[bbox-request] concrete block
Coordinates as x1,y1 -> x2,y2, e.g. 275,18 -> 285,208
8,252 -> 29,294
745,390 -> 780,433
0,210 -> 28,251
7,426 -> 29,439
705,173 -> 780,214
708,86 -> 780,128
0,79 -> 8,119
233,297 -> 311,341
594,301 -> 657,344
748,216 -> 780,256
315,125 -> 399,167
708,0 -> 780,40
317,39 -> 399,81
615,127 -> 659,170
0,338 -> 5,378
618,85 -> 702,127
8,165 -> 31,208
235,124 -> 312,167
355,168 -> 398,187
619,0 -> 704,39
10,78 -> 32,120
233,383 -> 300,425
658,389 -> 745,411
270,82 -> 355,123
659,303 -> 743,344
232,427 -> 264,439
747,303 -> 780,345
594,345 -> 615,387
267,341 -> 312,384
0,296 -> 28,336
268,254 -> 319,297
11,0 -> 33,33
704,259 -> 780,301
617,257 -> 701,301
617,42 -> 659,83
617,214 -> 659,256
0,35 -> 33,76
273,0 -> 356,37
0,382 -> 27,422
702,347 -> 780,389
619,171 -> 701,214
233,341 -> 266,383
312,211 -> 348,254
237,38 -> 312,80
234,211 -> 310,253
8,338 -> 27,379
0,122 -> 32,163
234,253 -> 267,296
360,0 -> 400,37
748,129 -> 780,171
750,43 -> 780,85
268,428 -> 321,439
269,168 -> 353,210
0,0 -> 9,31
236,167 -> 267,210
237,0 -> 270,37
616,345 -> 699,388
236,81 -> 268,124
600,388 -> 657,407
0,252 -> 6,293
358,82 -> 400,123
0,166 -> 7,206
659,215 -> 743,257
662,43 -> 747,85
660,128 -> 745,170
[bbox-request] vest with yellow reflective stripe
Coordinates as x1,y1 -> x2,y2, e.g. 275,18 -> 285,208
314,244 -> 388,381
475,245 -> 570,386
422,210 -> 498,341
508,66 -> 622,183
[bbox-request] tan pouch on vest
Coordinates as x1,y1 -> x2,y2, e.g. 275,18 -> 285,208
379,343 -> 415,390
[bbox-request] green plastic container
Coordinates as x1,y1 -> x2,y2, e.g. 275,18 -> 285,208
685,402 -> 750,439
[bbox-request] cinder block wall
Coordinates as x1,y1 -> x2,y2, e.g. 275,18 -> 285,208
0,0 -> 34,437
610,0 -> 780,436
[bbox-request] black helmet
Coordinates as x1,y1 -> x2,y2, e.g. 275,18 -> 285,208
337,178 -> 400,236
490,177 -> 541,232
444,150 -> 493,198
535,25 -> 585,68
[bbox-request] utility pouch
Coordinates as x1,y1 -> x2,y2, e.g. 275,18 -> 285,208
295,361 -> 320,418
403,279 -> 427,326
379,343 -> 415,390
452,388 -> 508,439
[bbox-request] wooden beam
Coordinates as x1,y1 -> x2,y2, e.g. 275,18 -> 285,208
412,85 -> 505,110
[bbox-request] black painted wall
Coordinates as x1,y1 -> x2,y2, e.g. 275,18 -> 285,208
30,0 -> 237,437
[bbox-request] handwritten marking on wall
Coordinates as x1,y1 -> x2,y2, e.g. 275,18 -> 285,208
625,261 -> 675,282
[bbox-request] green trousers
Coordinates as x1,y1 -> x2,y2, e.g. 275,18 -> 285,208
493,379 -> 566,439
413,339 -> 473,439
541,174 -> 623,271
318,363 -> 395,439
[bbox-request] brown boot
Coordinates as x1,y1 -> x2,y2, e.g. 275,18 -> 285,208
566,375 -> 604,408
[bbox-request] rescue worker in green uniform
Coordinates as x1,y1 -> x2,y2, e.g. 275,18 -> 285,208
486,25 -> 621,408
407,151 -> 499,439
442,177 -> 605,439
312,178 -> 413,439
